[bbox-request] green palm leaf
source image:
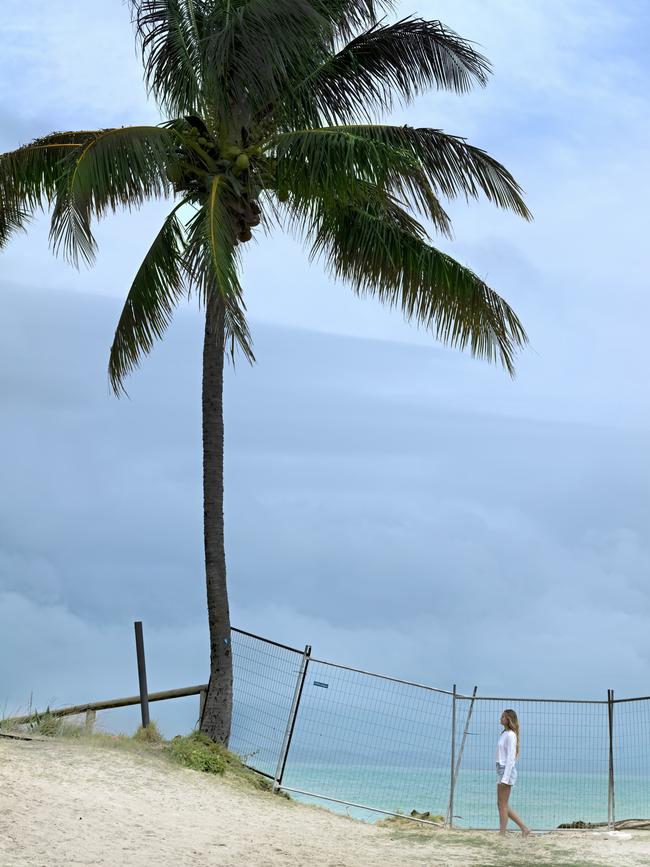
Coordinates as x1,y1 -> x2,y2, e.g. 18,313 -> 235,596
48,125 -> 176,266
202,0 -> 332,125
274,124 -> 531,220
0,126 -> 177,266
0,132 -> 96,248
129,0 -> 208,118
109,204 -> 188,394
270,125 -> 452,235
306,191 -> 527,373
0,195 -> 29,247
278,17 -> 490,128
366,125 -> 531,218
185,183 -> 255,363
313,0 -> 396,39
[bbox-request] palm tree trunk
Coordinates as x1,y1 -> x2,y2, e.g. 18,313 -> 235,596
199,291 -> 233,744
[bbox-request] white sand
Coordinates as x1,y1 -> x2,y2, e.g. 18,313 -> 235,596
2,736 -> 649,866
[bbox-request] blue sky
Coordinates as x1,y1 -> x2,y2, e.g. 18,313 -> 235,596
1,1 -> 649,735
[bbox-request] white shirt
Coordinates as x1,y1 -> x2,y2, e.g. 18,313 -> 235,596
496,730 -> 517,784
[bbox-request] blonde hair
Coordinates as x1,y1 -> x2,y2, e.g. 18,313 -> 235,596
502,709 -> 521,758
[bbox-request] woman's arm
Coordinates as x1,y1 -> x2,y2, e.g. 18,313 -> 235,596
500,731 -> 517,785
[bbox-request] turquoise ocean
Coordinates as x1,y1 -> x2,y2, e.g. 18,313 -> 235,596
281,763 -> 650,829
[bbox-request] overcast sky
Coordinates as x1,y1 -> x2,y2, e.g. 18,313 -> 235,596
1,0 -> 649,736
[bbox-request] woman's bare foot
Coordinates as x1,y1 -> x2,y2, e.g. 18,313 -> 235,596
522,827 -> 532,837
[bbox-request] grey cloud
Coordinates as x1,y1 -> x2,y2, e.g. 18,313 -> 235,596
2,285 -> 649,728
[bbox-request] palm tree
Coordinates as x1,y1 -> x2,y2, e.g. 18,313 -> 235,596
0,0 -> 530,745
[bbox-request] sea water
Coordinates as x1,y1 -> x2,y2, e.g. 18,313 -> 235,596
280,763 -> 650,829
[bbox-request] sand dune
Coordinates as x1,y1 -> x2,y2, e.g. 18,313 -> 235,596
1,736 -> 648,866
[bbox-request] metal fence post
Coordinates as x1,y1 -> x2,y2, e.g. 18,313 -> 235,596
447,684 -> 457,829
607,689 -> 615,829
454,686 -> 478,783
273,644 -> 311,790
134,621 -> 150,728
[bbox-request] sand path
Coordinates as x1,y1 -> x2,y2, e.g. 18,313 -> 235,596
2,737 -> 649,866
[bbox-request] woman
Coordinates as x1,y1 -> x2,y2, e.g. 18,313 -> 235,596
496,709 -> 531,836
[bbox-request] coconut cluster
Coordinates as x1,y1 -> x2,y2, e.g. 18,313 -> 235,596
167,119 -> 263,243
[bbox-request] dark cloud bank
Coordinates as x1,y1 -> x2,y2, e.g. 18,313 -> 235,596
1,285 -> 649,735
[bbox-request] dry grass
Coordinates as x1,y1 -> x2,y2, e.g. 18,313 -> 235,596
1,712 -> 274,795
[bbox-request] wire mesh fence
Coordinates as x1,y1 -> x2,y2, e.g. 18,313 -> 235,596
281,659 -> 452,821
613,697 -> 650,823
452,696 -> 610,829
227,628 -> 650,830
228,628 -> 307,778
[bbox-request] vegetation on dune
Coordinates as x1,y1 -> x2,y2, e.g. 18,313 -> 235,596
170,731 -> 228,774
1,714 -> 274,792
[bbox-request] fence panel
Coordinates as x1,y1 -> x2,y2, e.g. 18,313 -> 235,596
614,697 -> 650,822
452,696 -> 610,829
280,659 -> 453,820
228,629 -> 305,778
224,631 -> 650,829
12,625 -> 650,830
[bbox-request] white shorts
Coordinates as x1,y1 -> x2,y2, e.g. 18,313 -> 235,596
496,762 -> 517,786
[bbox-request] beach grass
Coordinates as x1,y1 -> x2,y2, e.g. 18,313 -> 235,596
2,713 -> 275,794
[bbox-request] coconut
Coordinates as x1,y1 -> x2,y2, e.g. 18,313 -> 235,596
222,145 -> 242,160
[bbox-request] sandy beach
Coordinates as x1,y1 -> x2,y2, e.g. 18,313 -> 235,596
1,736 -> 649,867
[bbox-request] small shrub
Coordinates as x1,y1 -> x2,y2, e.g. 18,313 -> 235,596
133,722 -> 163,744
378,809 -> 445,829
29,710 -> 62,737
169,732 -> 227,775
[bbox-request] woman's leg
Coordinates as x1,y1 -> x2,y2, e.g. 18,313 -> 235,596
507,804 -> 531,835
498,784 -> 531,836
497,784 -> 509,834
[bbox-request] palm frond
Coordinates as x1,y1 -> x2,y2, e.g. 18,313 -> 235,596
0,194 -> 29,247
312,0 -> 395,40
48,125 -> 176,266
277,125 -> 531,219
280,18 -> 490,128
0,126 -> 177,266
302,191 -> 527,373
109,204 -> 188,394
0,131 -> 95,249
202,0 -> 335,125
184,187 -> 255,363
128,0 -> 208,118
204,175 -> 241,300
269,126 -> 452,235
381,125 -> 532,218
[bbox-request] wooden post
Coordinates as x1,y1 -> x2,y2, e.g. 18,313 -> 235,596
84,709 -> 96,733
199,689 -> 207,722
134,621 -> 150,728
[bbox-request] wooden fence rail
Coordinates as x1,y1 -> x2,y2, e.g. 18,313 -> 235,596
5,683 -> 208,726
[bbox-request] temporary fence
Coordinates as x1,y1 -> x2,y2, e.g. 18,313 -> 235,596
228,628 -> 650,831
7,625 -> 649,831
